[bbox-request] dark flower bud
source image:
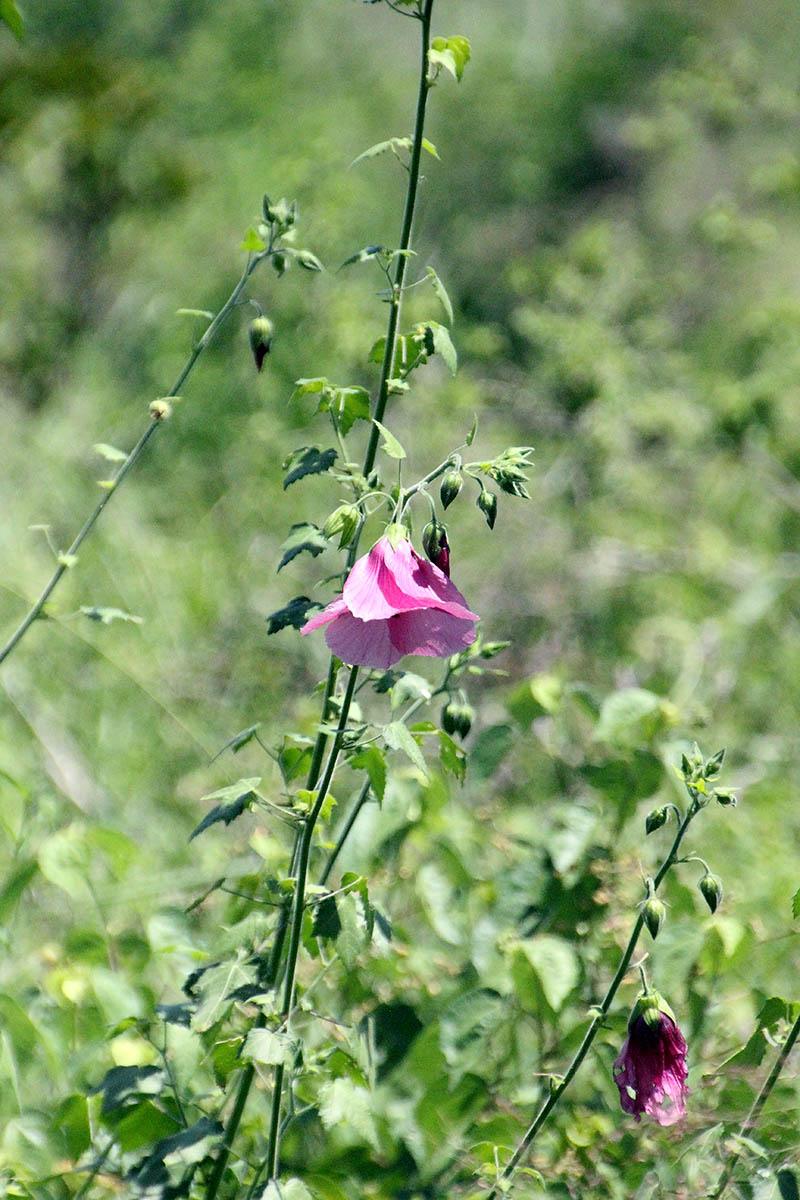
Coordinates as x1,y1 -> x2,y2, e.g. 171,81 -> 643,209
645,807 -> 668,835
440,469 -> 463,510
248,316 -> 274,371
477,487 -> 498,529
441,701 -> 461,737
713,788 -> 736,806
422,519 -> 450,576
454,702 -> 474,738
699,872 -> 723,914
643,897 -> 666,940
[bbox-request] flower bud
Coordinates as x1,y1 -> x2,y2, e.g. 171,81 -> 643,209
454,701 -> 474,738
699,872 -> 723,914
323,504 -> 360,549
441,700 -> 461,737
477,487 -> 498,529
713,788 -> 736,806
440,469 -> 463,510
248,316 -> 274,371
645,807 -> 668,835
643,897 -> 666,940
422,519 -> 450,576
149,398 -> 172,421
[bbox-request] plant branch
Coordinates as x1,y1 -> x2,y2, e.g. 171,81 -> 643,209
709,1007 -> 800,1199
485,801 -> 699,1199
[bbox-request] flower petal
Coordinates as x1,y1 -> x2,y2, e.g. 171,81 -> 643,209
320,609 -> 404,670
300,596 -> 348,634
387,608 -> 477,659
344,537 -> 477,621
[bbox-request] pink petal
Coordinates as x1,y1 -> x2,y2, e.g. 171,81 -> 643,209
321,610 -> 404,670
344,537 -> 477,622
300,596 -> 349,634
387,608 -> 477,659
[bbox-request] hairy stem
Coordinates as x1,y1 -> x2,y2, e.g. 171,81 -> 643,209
710,1007 -> 800,1199
0,252 -> 268,667
485,802 -> 699,1199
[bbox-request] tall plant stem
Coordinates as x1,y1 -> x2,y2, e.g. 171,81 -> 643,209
710,1008 -> 800,1200
0,253 -> 268,667
485,803 -> 699,1200
264,666 -> 360,1181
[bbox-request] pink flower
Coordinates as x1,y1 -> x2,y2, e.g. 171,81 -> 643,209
613,990 -> 689,1126
301,532 -> 478,670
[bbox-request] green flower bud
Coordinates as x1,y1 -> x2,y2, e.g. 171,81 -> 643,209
713,788 -> 736,807
454,702 -> 474,739
422,519 -> 450,576
477,487 -> 498,529
322,504 -> 360,549
699,872 -> 723,914
440,469 -> 463,510
643,896 -> 666,940
249,316 -> 274,371
441,700 -> 461,737
645,807 -> 668,835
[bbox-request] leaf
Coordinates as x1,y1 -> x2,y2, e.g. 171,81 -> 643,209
350,139 -> 395,167
240,226 -> 266,252
129,1117 -> 223,1188
266,596 -> 322,635
176,308 -> 214,320
93,442 -> 128,463
335,892 -> 369,969
189,790 -> 254,841
0,0 -> 23,40
258,1180 -> 314,1200
470,724 -> 513,780
0,859 -> 38,920
512,936 -> 579,1013
294,249 -> 324,271
340,244 -> 385,269
312,895 -> 341,939
426,266 -> 454,324
383,721 -> 428,779
90,1065 -> 164,1116
390,672 -> 432,709
429,35 -> 471,81
594,688 -> 670,747
325,386 -> 371,436
291,377 -> 329,402
282,446 -> 338,489
318,1078 -> 379,1149
792,888 -> 800,920
0,994 -> 41,1060
421,137 -> 440,159
277,523 -> 328,571
428,321 -> 458,374
243,1029 -> 296,1066
466,414 -> 478,445
373,419 -> 406,460
80,606 -> 143,625
438,731 -> 466,783
349,745 -> 386,803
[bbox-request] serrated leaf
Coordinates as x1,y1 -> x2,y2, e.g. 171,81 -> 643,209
90,1065 -> 164,1115
312,895 -> 341,939
349,745 -> 386,803
80,606 -> 143,625
266,595 -> 322,635
243,1029 -> 296,1067
373,419 -> 406,460
240,226 -> 266,252
326,386 -> 371,436
291,377 -> 329,401
383,722 -> 428,779
426,266 -> 454,324
93,443 -> 127,463
189,790 -> 254,841
282,446 -> 338,489
129,1117 -> 223,1188
318,1078 -> 379,1148
277,523 -> 328,571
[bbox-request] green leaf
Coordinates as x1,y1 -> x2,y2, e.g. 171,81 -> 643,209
243,1028 -> 297,1066
90,1065 -> 164,1116
334,892 -> 369,970
291,377 -> 329,401
266,596 -> 322,635
318,1077 -> 379,1149
325,385 -> 371,436
349,745 -> 386,803
470,724 -> 513,780
240,226 -> 266,252
189,789 -> 255,841
130,1117 -> 223,1188
373,419 -> 406,460
429,35 -> 471,81
259,1180 -> 314,1200
438,731 -> 466,783
383,721 -> 428,779
421,137 -> 440,159
792,888 -> 800,920
428,321 -> 458,374
350,139 -> 397,167
466,414 -> 478,445
0,0 -> 23,40
201,777 -> 261,804
594,688 -> 671,747
312,895 -> 341,940
277,523 -> 329,571
282,445 -> 338,489
93,442 -> 127,463
511,935 -> 579,1013
0,859 -> 38,920
80,606 -> 143,625
340,244 -> 385,269
426,266 -> 454,324
0,994 -> 41,1060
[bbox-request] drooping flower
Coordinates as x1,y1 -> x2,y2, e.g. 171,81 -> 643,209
613,989 -> 689,1126
300,528 -> 478,670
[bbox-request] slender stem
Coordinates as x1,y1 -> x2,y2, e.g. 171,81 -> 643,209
710,1008 -> 800,1200
361,0 -> 434,480
320,777 -> 372,886
485,802 -> 699,1199
0,253 -> 266,667
265,666 -> 360,1181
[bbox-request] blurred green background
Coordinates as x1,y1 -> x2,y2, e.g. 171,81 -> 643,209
2,0 -> 800,1195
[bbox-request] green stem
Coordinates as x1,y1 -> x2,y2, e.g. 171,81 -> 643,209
264,666 -> 360,1181
710,1007 -> 800,1199
361,0 -> 434,480
0,252 -> 267,667
485,802 -> 699,1199
319,777 -> 372,887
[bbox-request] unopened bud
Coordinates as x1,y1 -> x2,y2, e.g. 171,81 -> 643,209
442,699 -> 473,739
248,316 -> 275,371
422,519 -> 450,576
440,469 -> 463,510
645,807 -> 668,835
643,897 -> 666,940
477,487 -> 498,530
713,788 -> 736,807
149,398 -> 172,421
323,504 -> 360,548
699,872 -> 723,914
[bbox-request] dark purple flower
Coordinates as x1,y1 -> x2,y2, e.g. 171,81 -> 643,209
613,990 -> 689,1126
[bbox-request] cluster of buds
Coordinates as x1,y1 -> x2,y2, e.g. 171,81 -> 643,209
441,697 -> 474,739
679,743 -> 735,807
484,446 -> 534,499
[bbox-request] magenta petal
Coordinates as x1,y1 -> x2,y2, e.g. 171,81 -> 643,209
344,537 -> 477,621
614,1013 -> 689,1127
300,596 -> 348,634
321,609 -> 404,669
387,608 -> 477,659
